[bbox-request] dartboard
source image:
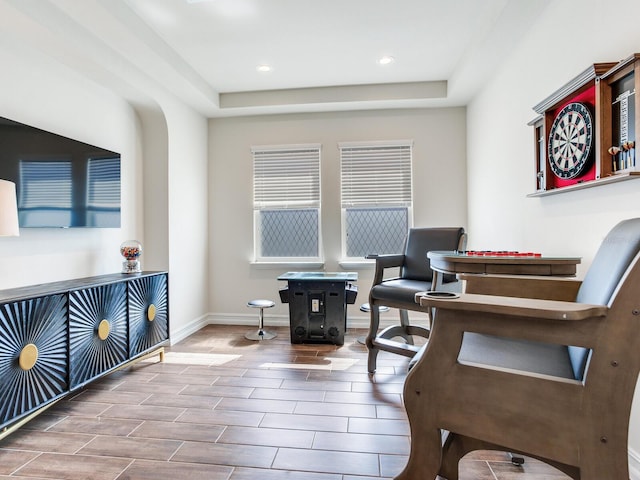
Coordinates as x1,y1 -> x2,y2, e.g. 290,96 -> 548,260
548,102 -> 594,179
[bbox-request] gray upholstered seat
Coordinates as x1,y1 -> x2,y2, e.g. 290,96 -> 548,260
448,217 -> 640,383
458,333 -> 576,380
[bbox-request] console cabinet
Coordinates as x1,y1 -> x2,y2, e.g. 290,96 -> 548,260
0,272 -> 168,433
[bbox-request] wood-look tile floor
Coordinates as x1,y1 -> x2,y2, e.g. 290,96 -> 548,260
0,324 -> 570,479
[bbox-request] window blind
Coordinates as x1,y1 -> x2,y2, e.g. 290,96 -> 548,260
253,145 -> 321,209
19,160 -> 72,208
340,141 -> 412,207
87,157 -> 121,207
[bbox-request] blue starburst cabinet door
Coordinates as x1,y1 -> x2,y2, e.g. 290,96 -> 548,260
128,274 -> 168,358
0,294 -> 68,429
69,283 -> 128,389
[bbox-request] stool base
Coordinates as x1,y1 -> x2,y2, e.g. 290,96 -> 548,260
245,329 -> 277,341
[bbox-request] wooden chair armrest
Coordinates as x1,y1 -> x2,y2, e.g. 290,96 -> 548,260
418,293 -> 607,321
460,274 -> 582,301
369,254 -> 406,284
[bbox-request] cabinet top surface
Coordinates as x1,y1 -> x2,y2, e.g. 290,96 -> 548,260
0,271 -> 167,303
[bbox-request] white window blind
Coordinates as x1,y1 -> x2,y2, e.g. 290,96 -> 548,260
253,144 -> 321,209
87,157 -> 121,208
19,160 -> 72,208
252,144 -> 321,260
340,141 -> 413,258
340,141 -> 412,207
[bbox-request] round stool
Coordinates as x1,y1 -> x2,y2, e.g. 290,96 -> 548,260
245,299 -> 277,340
357,303 -> 390,345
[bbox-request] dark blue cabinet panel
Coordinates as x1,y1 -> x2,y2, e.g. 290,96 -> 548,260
0,272 -> 168,434
128,273 -> 169,357
69,282 -> 128,389
0,294 -> 68,429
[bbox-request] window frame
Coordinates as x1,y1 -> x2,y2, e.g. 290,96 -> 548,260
252,143 -> 323,264
339,140 -> 414,261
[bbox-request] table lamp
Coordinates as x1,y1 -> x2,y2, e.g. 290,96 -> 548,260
0,179 -> 19,236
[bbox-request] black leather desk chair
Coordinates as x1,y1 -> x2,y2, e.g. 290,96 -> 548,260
365,227 -> 466,373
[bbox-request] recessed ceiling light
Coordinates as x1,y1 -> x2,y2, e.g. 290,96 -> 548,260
257,64 -> 272,73
378,56 -> 395,65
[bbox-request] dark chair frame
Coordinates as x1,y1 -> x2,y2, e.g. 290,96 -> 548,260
365,227 -> 466,373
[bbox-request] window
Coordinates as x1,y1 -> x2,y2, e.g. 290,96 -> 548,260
86,156 -> 121,227
19,159 -> 73,227
340,140 -> 413,258
253,144 -> 321,262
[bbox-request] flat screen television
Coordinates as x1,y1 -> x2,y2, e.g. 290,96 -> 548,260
0,117 -> 121,228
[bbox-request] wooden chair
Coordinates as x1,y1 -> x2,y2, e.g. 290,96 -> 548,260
397,218 -> 640,480
365,227 -> 466,374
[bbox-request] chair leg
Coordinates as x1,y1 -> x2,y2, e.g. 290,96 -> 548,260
366,304 -> 381,374
439,432 -> 478,480
578,440 -> 630,480
398,309 -> 414,345
394,427 -> 442,479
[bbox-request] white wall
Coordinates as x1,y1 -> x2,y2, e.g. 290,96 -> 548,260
466,0 -> 640,468
208,108 -> 467,323
163,98 -> 210,340
0,30 -> 142,289
0,21 -> 210,343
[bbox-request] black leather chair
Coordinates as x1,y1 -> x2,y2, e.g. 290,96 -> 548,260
365,227 -> 466,373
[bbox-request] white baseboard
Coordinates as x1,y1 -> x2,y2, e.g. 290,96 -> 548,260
630,447 -> 640,480
169,312 -> 375,345
207,312 -> 291,327
205,312 -> 407,330
168,313 -> 210,345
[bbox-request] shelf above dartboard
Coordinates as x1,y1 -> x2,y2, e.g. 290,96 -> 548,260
529,56 -> 640,196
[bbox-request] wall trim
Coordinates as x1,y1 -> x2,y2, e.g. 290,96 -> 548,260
207,313 -> 290,327
169,313 -> 210,345
205,312 -> 426,330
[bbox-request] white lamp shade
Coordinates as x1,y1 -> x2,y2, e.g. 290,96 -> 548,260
0,179 -> 19,236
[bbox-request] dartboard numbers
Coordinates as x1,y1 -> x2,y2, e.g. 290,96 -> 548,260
548,102 -> 594,179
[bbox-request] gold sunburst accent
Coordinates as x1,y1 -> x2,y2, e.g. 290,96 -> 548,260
147,304 -> 156,322
19,344 -> 38,371
98,319 -> 111,340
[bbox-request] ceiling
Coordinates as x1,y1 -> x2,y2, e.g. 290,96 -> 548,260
0,0 -> 551,117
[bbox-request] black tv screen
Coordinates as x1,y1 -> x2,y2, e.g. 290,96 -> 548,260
0,117 -> 121,228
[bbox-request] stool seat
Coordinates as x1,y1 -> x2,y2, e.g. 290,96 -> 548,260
245,299 -> 277,341
248,299 -> 275,309
360,303 -> 389,313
